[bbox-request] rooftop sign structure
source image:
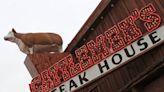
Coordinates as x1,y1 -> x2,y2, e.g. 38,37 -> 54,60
29,3 -> 163,92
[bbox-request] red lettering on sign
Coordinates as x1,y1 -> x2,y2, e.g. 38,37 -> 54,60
75,45 -> 93,70
41,70 -> 54,92
29,3 -> 162,92
118,16 -> 142,44
87,34 -> 110,64
140,3 -> 161,32
67,54 -> 82,77
57,58 -> 70,81
131,8 -> 139,20
48,64 -> 61,87
30,75 -> 42,92
105,25 -> 125,52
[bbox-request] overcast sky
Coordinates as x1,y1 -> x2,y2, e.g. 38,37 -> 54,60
0,0 -> 100,92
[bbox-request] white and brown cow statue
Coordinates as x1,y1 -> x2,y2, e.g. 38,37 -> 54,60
4,28 -> 63,54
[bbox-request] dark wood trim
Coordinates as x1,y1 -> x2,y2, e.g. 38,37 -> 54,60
119,58 -> 164,92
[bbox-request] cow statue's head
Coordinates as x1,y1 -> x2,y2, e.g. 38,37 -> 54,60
4,28 -> 17,42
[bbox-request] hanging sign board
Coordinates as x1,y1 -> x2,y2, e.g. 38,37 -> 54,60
29,3 -> 163,92
51,26 -> 164,92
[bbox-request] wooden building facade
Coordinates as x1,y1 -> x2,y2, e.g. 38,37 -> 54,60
25,0 -> 164,92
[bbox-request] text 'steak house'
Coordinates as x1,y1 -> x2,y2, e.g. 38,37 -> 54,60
25,0 -> 164,92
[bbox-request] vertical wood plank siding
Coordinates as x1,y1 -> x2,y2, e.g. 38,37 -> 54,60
71,0 -> 164,92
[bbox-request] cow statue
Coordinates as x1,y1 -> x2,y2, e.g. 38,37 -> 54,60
4,28 -> 63,54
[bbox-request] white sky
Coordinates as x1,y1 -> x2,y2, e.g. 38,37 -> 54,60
0,0 -> 100,92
